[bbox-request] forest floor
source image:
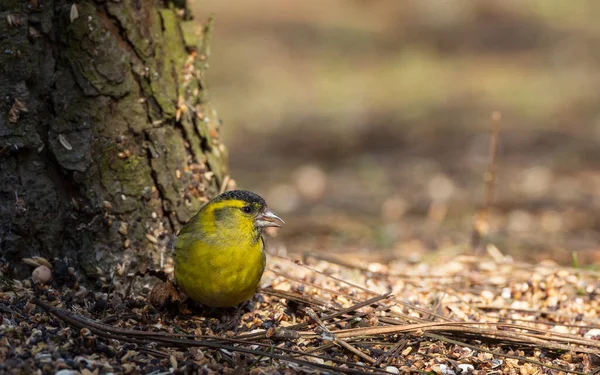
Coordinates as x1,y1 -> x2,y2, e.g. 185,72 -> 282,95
1,248 -> 600,374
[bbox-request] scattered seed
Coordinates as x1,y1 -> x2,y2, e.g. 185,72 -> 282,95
8,99 -> 27,123
23,256 -> 53,269
71,198 -> 80,210
58,134 -> 73,150
29,26 -> 41,37
118,222 -> 128,236
14,99 -> 27,112
7,14 -> 24,27
70,4 -> 79,23
145,233 -> 158,244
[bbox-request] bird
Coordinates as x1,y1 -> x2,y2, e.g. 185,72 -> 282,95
174,190 -> 284,308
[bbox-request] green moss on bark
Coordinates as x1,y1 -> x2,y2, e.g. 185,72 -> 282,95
99,144 -> 153,197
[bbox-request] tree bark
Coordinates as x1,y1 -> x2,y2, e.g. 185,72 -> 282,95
0,0 -> 229,279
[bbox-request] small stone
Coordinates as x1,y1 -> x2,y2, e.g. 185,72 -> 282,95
584,328 -> 600,339
385,366 -> 399,374
546,295 -> 559,308
438,364 -> 455,375
32,265 -> 52,284
481,290 -> 495,302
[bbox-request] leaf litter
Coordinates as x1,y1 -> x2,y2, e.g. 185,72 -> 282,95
1,248 -> 600,375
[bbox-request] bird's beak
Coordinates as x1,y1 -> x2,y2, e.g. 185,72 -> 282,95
255,210 -> 285,228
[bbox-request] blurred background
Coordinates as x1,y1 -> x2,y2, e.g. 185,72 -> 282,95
192,0 -> 600,266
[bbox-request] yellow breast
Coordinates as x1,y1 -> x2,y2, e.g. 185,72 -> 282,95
174,231 -> 266,308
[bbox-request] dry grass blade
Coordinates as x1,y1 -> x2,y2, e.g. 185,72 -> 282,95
323,320 -> 467,339
372,337 -> 408,367
272,253 -> 451,322
307,252 -> 454,280
269,267 -> 357,299
237,292 -> 391,340
328,322 -> 600,358
272,254 -> 381,296
477,304 -> 600,325
306,307 -> 377,364
485,111 -> 501,210
494,323 -> 600,348
471,110 -> 501,252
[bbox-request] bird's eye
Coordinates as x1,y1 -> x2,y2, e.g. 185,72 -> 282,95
241,206 -> 253,214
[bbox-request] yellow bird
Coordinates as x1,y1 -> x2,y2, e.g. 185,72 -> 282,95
174,190 -> 284,308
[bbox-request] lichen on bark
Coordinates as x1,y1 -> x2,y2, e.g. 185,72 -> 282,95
0,0 -> 229,279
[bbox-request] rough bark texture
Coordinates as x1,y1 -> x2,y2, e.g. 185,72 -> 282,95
0,0 -> 229,279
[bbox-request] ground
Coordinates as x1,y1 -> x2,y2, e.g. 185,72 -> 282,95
1,251 -> 599,374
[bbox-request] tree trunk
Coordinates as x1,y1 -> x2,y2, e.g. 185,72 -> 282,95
0,0 -> 229,279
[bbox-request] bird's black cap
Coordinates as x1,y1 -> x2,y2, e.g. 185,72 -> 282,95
212,190 -> 266,207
